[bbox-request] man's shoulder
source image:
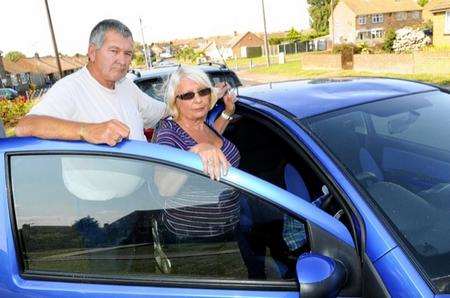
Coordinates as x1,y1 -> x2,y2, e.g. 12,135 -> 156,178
50,67 -> 86,90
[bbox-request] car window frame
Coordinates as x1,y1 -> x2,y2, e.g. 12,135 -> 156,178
5,147 -> 349,292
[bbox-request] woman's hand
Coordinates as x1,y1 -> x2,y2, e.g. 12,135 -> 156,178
190,143 -> 230,181
216,82 -> 236,115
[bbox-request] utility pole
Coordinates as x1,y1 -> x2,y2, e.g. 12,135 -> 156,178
139,17 -> 150,69
44,0 -> 63,78
330,0 -> 335,51
261,0 -> 271,67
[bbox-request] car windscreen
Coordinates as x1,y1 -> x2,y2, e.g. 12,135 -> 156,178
301,90 -> 450,293
135,76 -> 168,101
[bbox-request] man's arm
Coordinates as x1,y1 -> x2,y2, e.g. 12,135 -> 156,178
15,115 -> 130,147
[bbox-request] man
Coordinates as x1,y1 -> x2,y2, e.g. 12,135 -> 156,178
15,19 -> 234,148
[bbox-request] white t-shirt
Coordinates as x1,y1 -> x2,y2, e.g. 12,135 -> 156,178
29,66 -> 167,141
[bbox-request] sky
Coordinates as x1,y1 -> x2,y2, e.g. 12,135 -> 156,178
0,0 -> 310,57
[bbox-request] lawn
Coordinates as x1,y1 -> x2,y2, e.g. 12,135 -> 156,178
241,60 -> 450,87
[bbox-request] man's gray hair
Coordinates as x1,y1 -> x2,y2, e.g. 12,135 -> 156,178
89,19 -> 133,48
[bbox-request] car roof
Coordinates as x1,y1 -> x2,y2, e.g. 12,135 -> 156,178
238,77 -> 439,119
133,65 -> 232,81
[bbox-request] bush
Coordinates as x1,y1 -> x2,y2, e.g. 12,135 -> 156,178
393,27 -> 431,53
332,43 -> 357,54
0,97 -> 34,128
383,29 -> 397,53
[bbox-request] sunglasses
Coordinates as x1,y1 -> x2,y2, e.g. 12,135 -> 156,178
176,87 -> 212,100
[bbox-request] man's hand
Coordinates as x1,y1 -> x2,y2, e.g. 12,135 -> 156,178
80,119 -> 130,146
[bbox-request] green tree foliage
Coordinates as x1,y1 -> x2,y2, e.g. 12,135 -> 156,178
269,36 -> 285,45
383,29 -> 397,53
175,46 -> 203,63
417,0 -> 428,7
307,0 -> 336,33
286,28 -> 302,42
5,51 -> 26,62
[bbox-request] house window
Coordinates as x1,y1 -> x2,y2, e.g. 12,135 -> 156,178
411,11 -> 421,20
372,14 -> 384,23
358,15 -> 367,25
446,10 -> 450,34
371,29 -> 384,39
395,11 -> 407,21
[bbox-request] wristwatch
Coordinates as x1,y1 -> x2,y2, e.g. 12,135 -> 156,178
221,111 -> 234,121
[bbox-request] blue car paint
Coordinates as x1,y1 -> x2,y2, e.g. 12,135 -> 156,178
374,247 -> 434,297
0,138 -> 351,297
239,78 -> 437,119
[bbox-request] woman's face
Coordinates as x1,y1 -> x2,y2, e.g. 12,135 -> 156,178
175,78 -> 211,121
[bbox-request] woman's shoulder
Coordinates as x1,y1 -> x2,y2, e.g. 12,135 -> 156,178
153,118 -> 189,149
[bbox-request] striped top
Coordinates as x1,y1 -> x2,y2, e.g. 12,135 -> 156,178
153,118 -> 241,238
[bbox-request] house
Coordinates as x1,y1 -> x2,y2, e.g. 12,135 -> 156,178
0,57 -> 31,91
0,53 -> 87,89
330,0 -> 423,45
228,32 -> 264,58
424,0 -> 450,46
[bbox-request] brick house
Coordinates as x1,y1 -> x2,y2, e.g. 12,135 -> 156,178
330,0 -> 423,45
424,0 -> 450,46
228,32 -> 264,58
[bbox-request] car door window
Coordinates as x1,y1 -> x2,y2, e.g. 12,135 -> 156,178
10,154 -> 306,284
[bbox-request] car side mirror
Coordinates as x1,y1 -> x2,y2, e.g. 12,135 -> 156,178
296,253 -> 346,298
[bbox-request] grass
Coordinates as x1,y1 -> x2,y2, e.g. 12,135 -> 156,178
226,53 -> 303,69
243,60 -> 450,87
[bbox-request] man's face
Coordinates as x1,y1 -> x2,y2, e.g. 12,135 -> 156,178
88,30 -> 133,83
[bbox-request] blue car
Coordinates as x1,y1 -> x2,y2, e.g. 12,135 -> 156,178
1,78 -> 449,297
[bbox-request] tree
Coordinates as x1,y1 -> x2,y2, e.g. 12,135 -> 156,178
417,0 -> 429,7
5,51 -> 25,62
175,46 -> 203,63
383,29 -> 397,53
307,0 -> 337,34
286,28 -> 302,42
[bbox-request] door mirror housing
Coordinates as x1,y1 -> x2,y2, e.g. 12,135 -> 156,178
297,253 -> 346,298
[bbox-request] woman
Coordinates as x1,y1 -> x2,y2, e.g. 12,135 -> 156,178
154,66 -> 238,181
151,66 -> 241,274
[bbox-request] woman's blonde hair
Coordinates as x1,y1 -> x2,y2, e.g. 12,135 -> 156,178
164,66 -> 218,120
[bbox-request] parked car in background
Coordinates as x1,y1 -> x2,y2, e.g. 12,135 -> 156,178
1,78 -> 449,297
129,63 -> 242,101
0,88 -> 18,100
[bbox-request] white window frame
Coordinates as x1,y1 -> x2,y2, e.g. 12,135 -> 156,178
446,10 -> 450,34
358,15 -> 367,25
411,11 -> 420,20
372,13 -> 384,23
395,11 -> 407,21
371,29 -> 384,39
